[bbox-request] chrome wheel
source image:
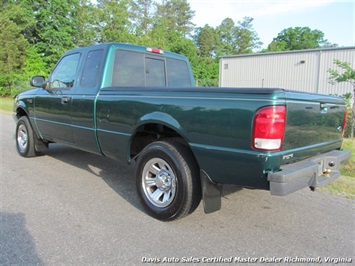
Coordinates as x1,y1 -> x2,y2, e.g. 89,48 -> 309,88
16,116 -> 42,157
142,158 -> 177,208
17,124 -> 28,153
136,140 -> 201,221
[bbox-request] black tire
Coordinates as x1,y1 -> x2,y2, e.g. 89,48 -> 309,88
16,116 -> 40,157
136,140 -> 201,221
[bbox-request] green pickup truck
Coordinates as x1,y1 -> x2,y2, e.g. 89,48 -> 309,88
14,42 -> 351,221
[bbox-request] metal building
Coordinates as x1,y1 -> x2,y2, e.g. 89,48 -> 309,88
219,47 -> 355,96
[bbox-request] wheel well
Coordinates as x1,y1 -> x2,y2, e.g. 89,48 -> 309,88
15,108 -> 27,120
130,123 -> 190,159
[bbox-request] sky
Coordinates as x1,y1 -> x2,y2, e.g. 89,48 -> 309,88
187,0 -> 355,49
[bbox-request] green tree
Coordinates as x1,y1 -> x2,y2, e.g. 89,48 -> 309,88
21,47 -> 48,78
0,0 -> 29,96
265,41 -> 287,52
97,0 -> 136,43
329,60 -> 355,138
195,24 -> 220,57
193,24 -> 219,86
142,16 -> 171,49
12,46 -> 48,96
235,17 -> 262,54
75,0 -> 99,46
155,0 -> 195,37
267,27 -> 337,52
3,0 -> 35,39
141,0 -> 195,53
217,18 -> 235,56
216,17 -> 261,56
24,0 -> 80,68
130,0 -> 154,37
195,57 -> 219,87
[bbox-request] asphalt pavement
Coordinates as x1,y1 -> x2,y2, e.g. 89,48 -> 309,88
1,113 -> 354,265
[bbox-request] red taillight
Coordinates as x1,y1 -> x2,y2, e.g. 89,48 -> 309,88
146,47 -> 164,54
342,110 -> 348,136
252,106 -> 286,151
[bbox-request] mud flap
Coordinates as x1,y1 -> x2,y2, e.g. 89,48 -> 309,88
200,170 -> 223,214
34,135 -> 48,152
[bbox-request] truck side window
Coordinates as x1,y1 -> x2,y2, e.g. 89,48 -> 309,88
81,49 -> 103,87
167,58 -> 191,87
49,53 -> 81,89
146,58 -> 165,86
112,50 -> 144,86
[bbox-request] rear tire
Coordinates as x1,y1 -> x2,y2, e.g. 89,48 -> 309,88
136,140 -> 201,221
16,116 -> 40,157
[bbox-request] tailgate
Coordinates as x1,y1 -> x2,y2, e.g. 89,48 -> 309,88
282,91 -> 346,162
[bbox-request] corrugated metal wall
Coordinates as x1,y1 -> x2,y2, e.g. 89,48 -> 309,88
219,47 -> 355,96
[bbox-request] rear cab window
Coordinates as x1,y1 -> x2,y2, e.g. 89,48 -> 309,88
111,49 -> 192,87
166,58 -> 191,87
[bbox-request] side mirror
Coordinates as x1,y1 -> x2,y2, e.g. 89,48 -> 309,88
30,76 -> 46,88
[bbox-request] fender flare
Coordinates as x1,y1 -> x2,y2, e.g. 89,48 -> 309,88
132,111 -> 189,142
14,101 -> 29,120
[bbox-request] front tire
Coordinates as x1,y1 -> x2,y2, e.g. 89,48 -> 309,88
136,140 -> 201,221
16,116 -> 40,157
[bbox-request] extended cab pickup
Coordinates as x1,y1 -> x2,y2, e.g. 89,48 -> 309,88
14,42 -> 351,221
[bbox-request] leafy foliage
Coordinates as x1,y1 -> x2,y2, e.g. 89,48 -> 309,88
195,25 -> 220,57
329,60 -> 355,86
195,57 -> 219,87
130,0 -> 154,36
75,0 -> 99,46
26,0 -> 80,68
97,0 -> 136,43
215,17 -> 261,56
266,27 -> 336,52
0,1 -> 29,96
155,0 -> 195,37
234,17 -> 262,54
0,0 -> 337,96
328,60 -> 355,138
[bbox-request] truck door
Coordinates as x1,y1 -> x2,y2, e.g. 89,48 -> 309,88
71,49 -> 104,154
34,53 -> 81,144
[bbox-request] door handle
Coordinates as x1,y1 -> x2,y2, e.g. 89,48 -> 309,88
61,97 -> 71,104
